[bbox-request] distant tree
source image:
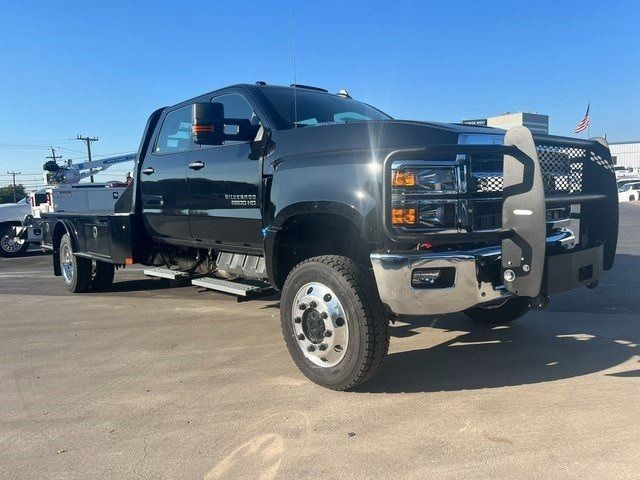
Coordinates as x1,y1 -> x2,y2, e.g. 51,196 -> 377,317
0,184 -> 26,204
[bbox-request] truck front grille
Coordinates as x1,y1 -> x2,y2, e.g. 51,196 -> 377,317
471,201 -> 571,230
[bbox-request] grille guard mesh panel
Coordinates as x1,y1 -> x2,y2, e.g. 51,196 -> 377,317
473,144 -> 612,195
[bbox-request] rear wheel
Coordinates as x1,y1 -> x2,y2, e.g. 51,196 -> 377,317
630,195 -> 636,201
91,261 -> 115,290
464,297 -> 529,325
0,224 -> 29,258
59,233 -> 92,293
280,255 -> 389,390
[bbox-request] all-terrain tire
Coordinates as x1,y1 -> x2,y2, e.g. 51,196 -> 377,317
91,261 -> 115,290
280,255 -> 389,390
464,297 -> 529,325
59,233 -> 92,293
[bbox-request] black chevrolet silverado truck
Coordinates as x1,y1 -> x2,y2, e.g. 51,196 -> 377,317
39,83 -> 618,390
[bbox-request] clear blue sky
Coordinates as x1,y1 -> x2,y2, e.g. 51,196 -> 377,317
1,0 -> 639,187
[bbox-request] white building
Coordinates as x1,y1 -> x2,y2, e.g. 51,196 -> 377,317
462,112 -> 549,135
609,141 -> 640,174
487,112 -> 549,135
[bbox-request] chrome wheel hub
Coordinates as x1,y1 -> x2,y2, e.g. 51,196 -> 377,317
61,243 -> 74,284
1,233 -> 22,253
291,282 -> 349,367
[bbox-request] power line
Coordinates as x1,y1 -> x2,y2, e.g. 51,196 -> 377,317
57,146 -> 87,155
0,173 -> 43,177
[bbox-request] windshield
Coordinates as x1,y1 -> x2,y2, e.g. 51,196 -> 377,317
259,87 -> 391,130
619,184 -> 633,192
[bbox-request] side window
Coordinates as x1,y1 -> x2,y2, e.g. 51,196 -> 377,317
155,105 -> 193,154
211,93 -> 261,144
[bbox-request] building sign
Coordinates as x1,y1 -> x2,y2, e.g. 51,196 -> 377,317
462,118 -> 488,126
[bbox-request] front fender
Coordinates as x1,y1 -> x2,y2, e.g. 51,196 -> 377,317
265,149 -> 382,237
263,200 -> 370,289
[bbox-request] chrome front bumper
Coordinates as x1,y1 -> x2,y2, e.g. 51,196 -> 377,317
370,230 -> 576,316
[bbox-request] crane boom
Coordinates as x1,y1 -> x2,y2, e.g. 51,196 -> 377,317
43,153 -> 137,185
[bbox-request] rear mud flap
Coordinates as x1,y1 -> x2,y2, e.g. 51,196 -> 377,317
501,127 -> 546,297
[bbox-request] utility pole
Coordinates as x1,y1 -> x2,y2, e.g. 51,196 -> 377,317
75,134 -> 99,182
6,171 -> 21,202
46,146 -> 62,164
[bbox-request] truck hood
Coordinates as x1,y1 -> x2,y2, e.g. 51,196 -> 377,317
271,119 -> 504,160
0,202 -> 30,222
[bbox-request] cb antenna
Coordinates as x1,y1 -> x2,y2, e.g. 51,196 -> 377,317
291,13 -> 298,128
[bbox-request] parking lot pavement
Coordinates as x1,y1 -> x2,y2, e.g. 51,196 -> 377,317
1,204 -> 638,480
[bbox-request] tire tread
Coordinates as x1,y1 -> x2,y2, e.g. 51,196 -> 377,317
281,255 -> 389,390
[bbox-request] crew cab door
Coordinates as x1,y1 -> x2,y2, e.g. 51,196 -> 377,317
139,104 -> 192,241
187,93 -> 263,247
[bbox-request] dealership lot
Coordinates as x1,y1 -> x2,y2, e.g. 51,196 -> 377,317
1,204 -> 639,480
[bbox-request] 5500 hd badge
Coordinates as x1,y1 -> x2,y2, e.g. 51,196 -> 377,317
225,194 -> 257,206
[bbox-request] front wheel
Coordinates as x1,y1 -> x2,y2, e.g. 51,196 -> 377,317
464,297 -> 529,325
280,256 -> 389,390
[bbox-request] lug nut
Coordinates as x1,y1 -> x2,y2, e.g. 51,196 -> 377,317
309,300 -> 317,309
503,269 -> 516,282
335,317 -> 345,327
320,312 -> 328,319
294,316 -> 302,323
324,330 -> 332,337
307,345 -> 316,352
297,333 -> 305,340
299,303 -> 307,310
318,343 -> 328,351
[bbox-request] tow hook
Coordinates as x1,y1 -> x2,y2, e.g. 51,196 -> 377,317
528,295 -> 549,310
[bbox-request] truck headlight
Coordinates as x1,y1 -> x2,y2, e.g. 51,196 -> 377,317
391,199 -> 458,230
392,165 -> 456,194
390,163 -> 459,231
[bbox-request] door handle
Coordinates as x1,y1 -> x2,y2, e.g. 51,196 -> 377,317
141,167 -> 155,175
188,161 -> 205,171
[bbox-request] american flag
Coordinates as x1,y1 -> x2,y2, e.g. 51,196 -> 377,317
574,103 -> 590,134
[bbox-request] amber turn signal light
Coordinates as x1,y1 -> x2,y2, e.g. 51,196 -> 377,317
392,170 -> 416,187
391,208 -> 418,225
